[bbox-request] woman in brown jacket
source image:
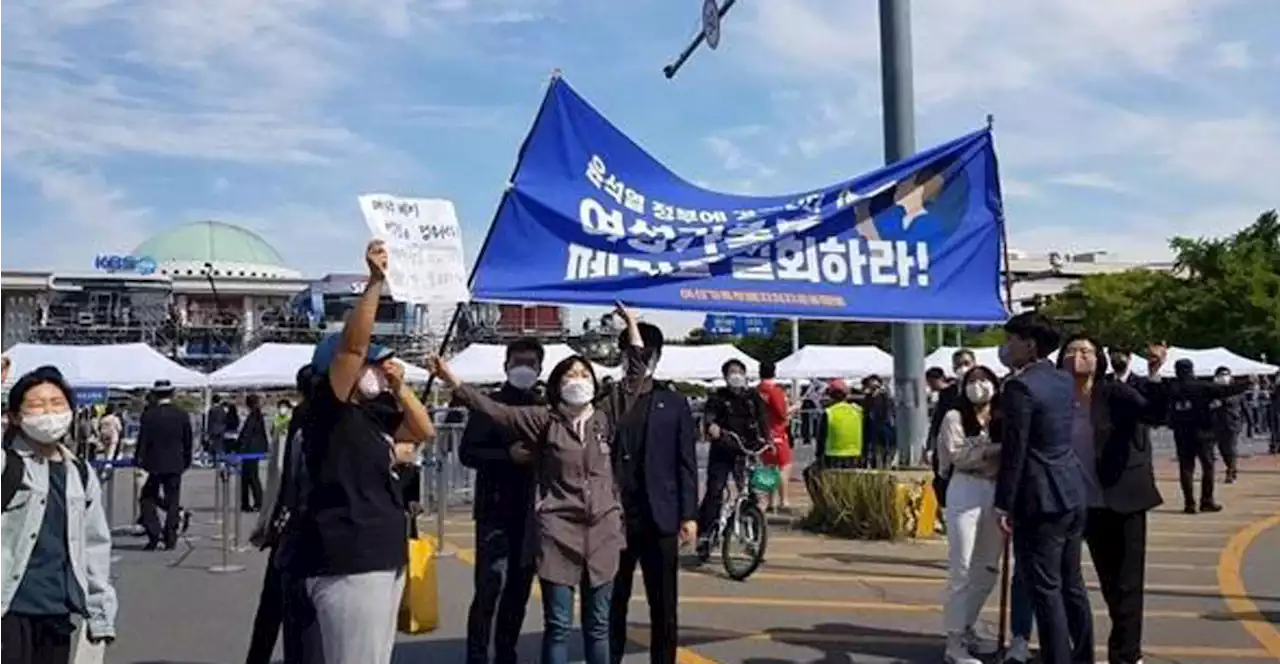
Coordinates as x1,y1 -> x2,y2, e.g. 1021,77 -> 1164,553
427,304 -> 646,664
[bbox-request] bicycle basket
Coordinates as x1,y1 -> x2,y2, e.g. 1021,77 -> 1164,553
749,466 -> 781,493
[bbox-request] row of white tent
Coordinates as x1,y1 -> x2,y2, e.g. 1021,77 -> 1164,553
3,341 -> 1275,390
0,342 -> 761,389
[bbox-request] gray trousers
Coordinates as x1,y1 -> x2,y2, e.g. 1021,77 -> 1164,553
306,569 -> 405,664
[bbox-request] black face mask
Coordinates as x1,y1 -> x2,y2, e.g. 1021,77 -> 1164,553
1112,360 -> 1129,374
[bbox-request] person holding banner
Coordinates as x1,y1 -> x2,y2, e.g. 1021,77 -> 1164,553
292,240 -> 436,664
608,319 -> 699,664
427,302 -> 648,664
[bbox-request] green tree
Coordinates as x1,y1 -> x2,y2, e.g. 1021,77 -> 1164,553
1045,210 -> 1280,362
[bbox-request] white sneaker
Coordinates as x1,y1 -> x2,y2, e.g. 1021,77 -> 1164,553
963,628 -> 998,656
1003,636 -> 1030,664
944,634 -> 983,664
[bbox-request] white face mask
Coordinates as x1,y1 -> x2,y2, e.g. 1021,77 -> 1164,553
278,406 -> 291,415
645,354 -> 660,378
560,378 -> 595,407
954,365 -> 971,378
1215,375 -> 1231,385
20,411 -> 74,444
506,365 -> 539,391
357,369 -> 385,398
964,380 -> 995,405
726,373 -> 747,389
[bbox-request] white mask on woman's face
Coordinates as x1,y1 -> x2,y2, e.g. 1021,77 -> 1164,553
726,373 -> 747,390
20,411 -> 74,444
357,368 -> 386,399
560,378 -> 595,407
964,380 -> 995,405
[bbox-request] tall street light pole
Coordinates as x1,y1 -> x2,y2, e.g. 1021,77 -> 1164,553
879,0 -> 926,466
665,0 -> 928,465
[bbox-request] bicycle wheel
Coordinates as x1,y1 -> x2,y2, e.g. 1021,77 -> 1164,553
721,501 -> 768,581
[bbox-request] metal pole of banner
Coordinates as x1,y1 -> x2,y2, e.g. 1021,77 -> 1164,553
881,0 -> 927,469
208,462 -> 244,574
790,317 -> 801,398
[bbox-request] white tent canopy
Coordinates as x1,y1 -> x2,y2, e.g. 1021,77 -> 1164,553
208,343 -> 431,388
655,344 -> 759,382
1139,346 -> 1278,378
445,343 -> 616,384
2,343 -> 209,389
775,345 -> 895,380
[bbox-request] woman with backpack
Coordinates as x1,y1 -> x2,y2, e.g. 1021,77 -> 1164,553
1,365 -> 118,663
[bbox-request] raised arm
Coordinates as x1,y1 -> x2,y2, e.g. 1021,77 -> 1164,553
615,302 -> 647,388
427,355 -> 550,445
385,361 -> 435,444
329,240 -> 387,403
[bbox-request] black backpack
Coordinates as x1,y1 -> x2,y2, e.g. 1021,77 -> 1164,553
3,448 -> 91,510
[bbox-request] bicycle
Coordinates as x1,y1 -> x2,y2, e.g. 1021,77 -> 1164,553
697,431 -> 775,581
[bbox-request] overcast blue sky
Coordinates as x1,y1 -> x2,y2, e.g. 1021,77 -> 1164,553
4,1 -> 1278,334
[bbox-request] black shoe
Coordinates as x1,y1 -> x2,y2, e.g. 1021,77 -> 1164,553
1200,503 -> 1224,513
143,540 -> 160,551
1183,505 -> 1197,514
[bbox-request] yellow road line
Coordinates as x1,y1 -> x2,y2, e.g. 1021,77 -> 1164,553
449,541 -> 712,664
674,626 -> 1274,659
1216,513 -> 1280,660
735,571 -> 1224,594
645,595 -> 1204,619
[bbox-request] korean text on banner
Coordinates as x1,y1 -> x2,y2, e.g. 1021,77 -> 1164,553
469,78 -> 1009,324
359,194 -> 470,304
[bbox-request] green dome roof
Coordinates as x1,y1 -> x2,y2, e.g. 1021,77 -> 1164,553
133,221 -> 299,279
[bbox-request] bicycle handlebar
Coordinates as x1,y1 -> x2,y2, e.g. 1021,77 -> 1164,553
721,431 -> 773,457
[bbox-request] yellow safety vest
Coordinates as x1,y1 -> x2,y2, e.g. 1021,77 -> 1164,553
824,402 -> 864,458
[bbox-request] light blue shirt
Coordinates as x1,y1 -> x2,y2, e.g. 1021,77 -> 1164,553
2,437 -> 117,639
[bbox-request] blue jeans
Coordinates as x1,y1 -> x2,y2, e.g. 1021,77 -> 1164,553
540,578 -> 613,664
1010,558 -> 1035,639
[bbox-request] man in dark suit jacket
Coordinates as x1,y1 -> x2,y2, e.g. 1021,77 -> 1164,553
136,379 -> 194,549
609,322 -> 699,664
994,313 -> 1093,664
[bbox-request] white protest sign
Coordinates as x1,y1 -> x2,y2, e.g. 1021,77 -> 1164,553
358,194 -> 470,304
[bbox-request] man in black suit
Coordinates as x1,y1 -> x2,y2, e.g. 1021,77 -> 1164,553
1166,359 -> 1249,512
609,322 -> 699,664
136,379 -> 194,550
1086,342 -> 1171,664
994,313 -> 1093,664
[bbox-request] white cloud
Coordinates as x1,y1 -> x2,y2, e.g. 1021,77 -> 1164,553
704,134 -> 777,181
1046,172 -> 1131,194
1212,41 -> 1253,69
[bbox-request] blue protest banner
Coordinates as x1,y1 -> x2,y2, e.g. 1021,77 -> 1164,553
470,77 -> 1009,323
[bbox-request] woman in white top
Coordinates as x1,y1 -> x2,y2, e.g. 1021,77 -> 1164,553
937,365 -> 1004,664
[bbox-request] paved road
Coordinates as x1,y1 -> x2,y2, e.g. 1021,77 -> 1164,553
99,436 -> 1280,663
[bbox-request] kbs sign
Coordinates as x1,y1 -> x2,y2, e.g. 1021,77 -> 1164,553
93,255 -> 158,275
